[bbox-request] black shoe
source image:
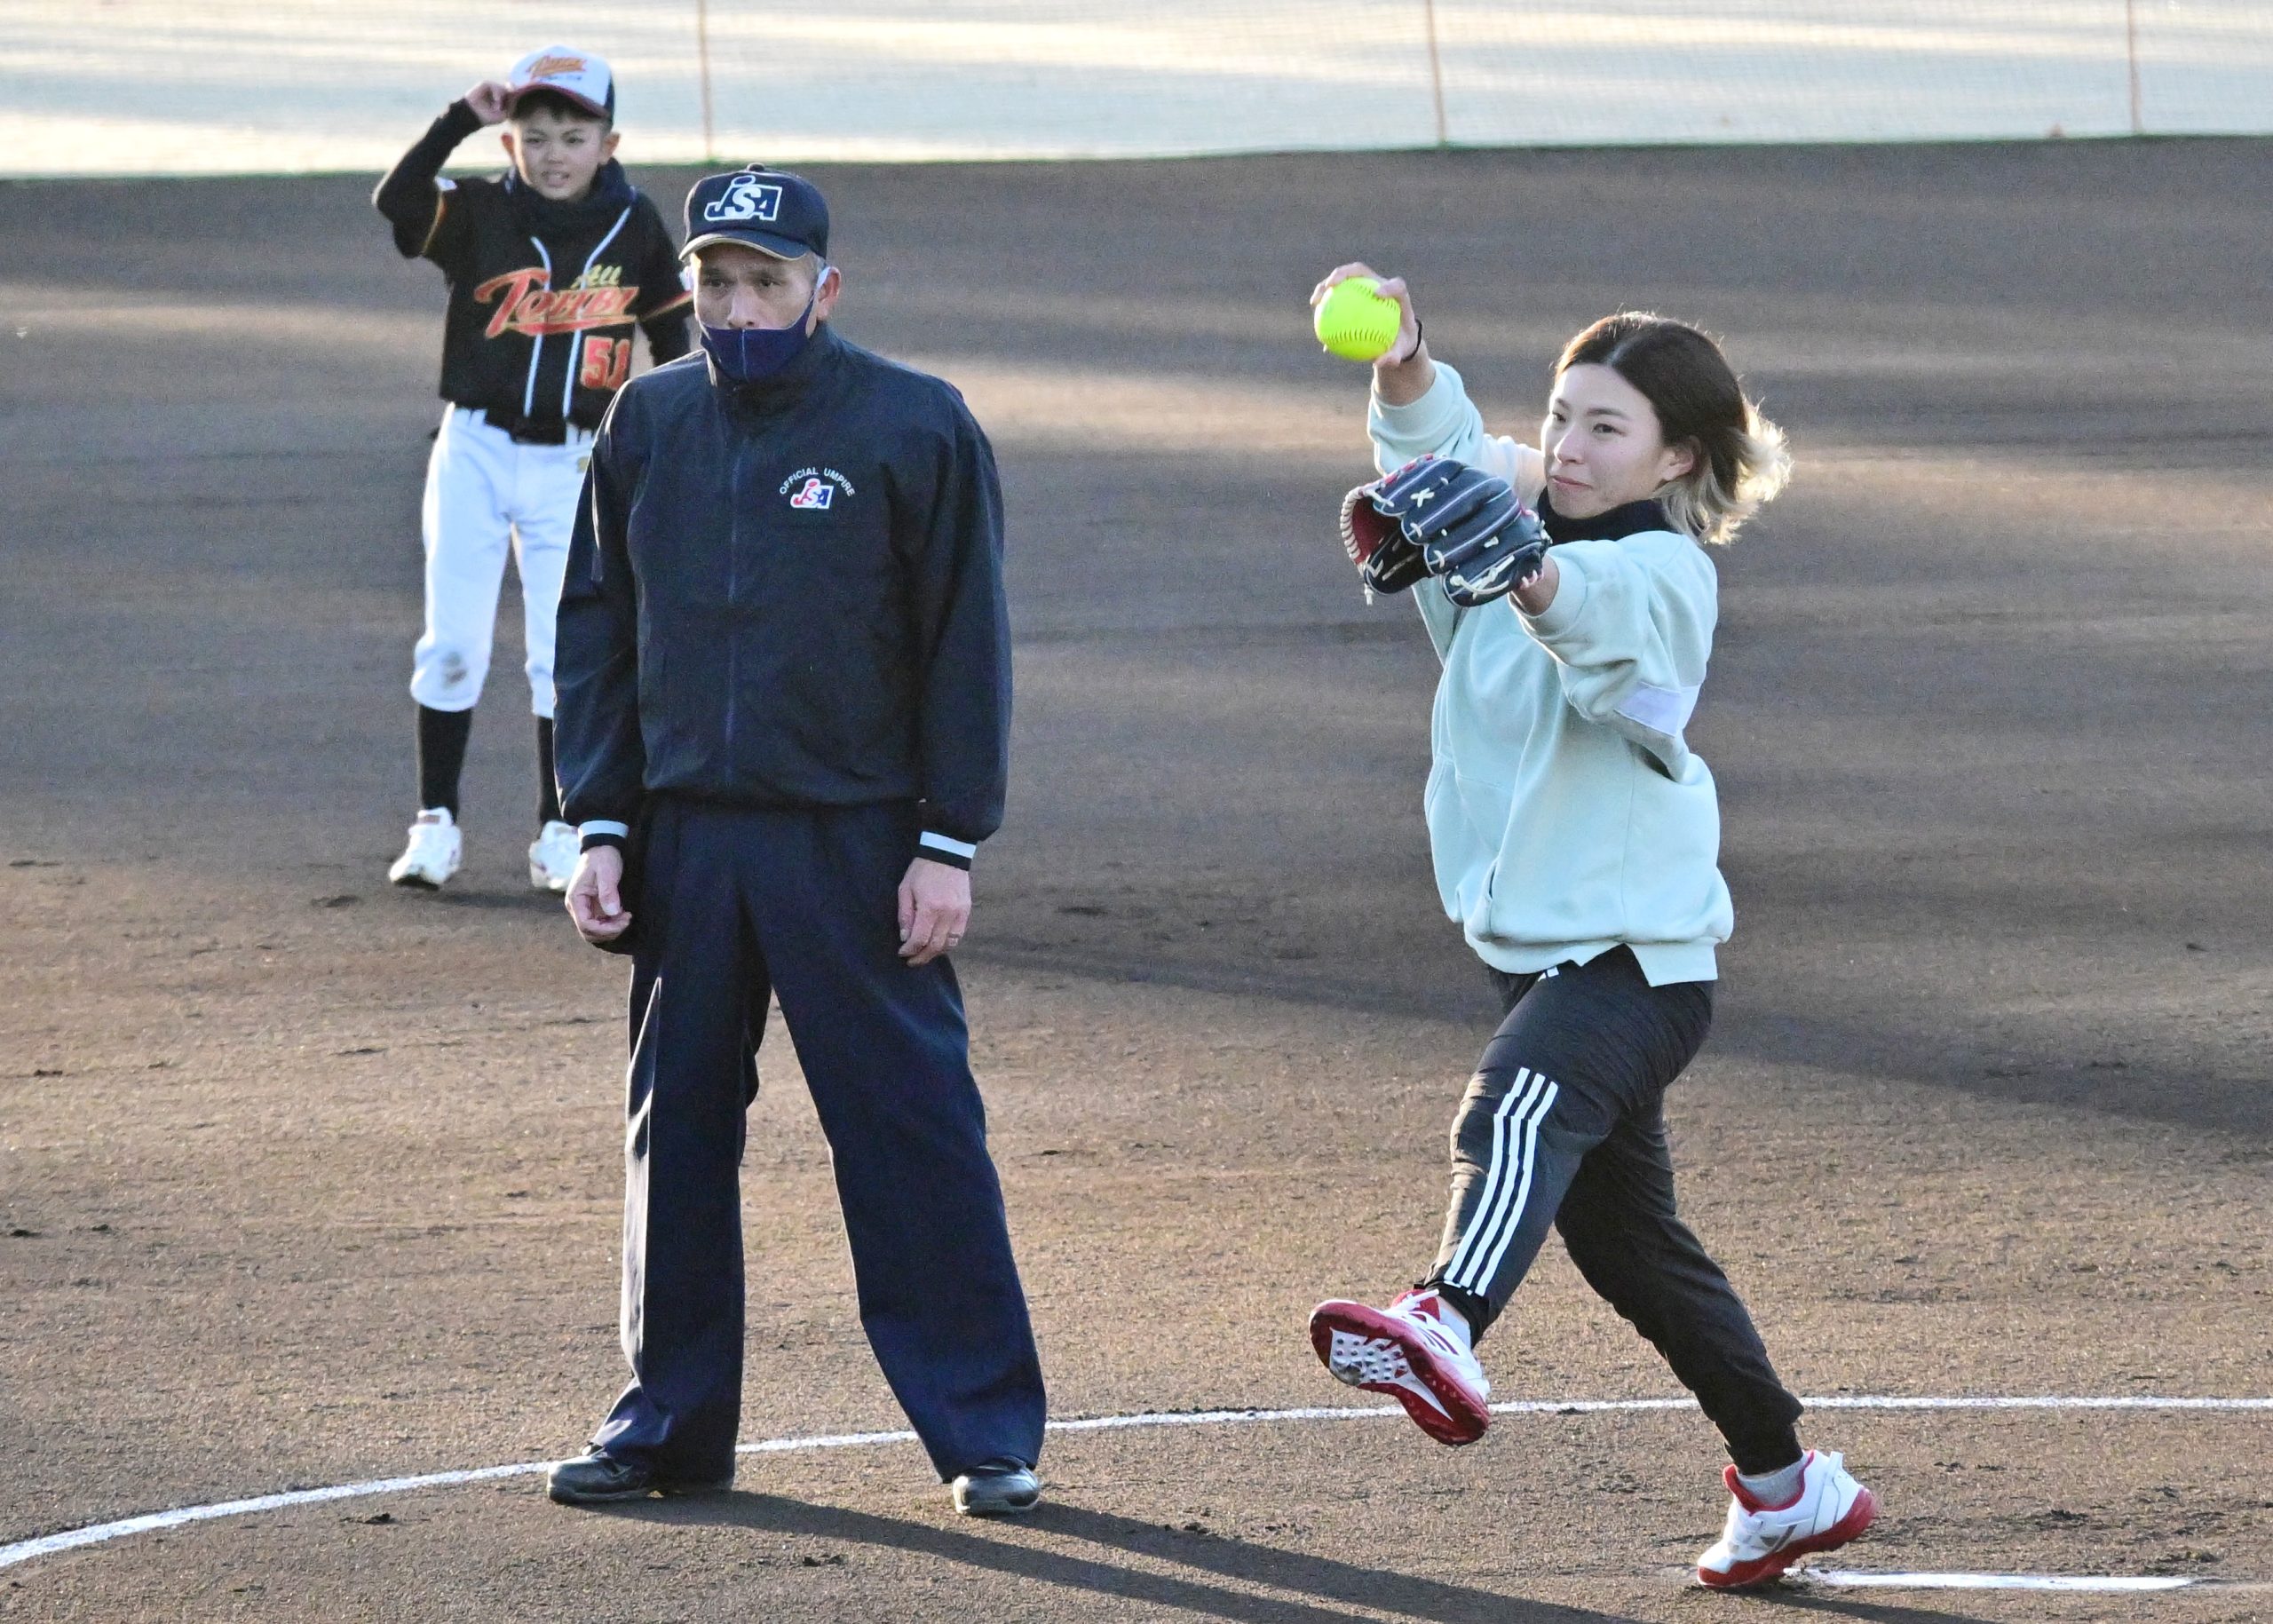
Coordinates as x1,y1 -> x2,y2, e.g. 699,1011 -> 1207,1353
545,1448 -> 734,1505
951,1458 -> 1041,1517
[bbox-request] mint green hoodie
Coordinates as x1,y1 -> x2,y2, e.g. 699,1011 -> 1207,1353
1369,362 -> 1731,986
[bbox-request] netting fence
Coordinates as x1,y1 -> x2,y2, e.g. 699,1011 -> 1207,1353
5,1 -> 2269,176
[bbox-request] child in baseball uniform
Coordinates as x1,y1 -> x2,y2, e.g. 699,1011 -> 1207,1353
373,46 -> 690,891
1305,264 -> 1878,1588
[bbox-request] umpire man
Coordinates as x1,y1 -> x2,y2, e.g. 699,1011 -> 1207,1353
545,165 -> 1046,1516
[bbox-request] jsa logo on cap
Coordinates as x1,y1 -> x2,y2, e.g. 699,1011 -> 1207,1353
706,177 -> 784,224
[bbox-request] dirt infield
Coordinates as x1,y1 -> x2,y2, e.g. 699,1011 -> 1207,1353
4,140 -> 2270,1620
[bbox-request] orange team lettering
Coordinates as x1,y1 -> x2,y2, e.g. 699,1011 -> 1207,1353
578,336 -> 634,392
524,55 -> 587,78
473,267 -> 643,338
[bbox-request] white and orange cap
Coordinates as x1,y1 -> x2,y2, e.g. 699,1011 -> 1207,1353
505,45 -> 615,120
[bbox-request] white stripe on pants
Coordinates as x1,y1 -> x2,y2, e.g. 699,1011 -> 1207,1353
410,405 -> 590,720
1440,1066 -> 1558,1293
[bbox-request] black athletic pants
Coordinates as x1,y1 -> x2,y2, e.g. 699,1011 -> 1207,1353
1422,947 -> 1804,1472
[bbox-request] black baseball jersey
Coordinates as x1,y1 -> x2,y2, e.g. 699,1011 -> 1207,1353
374,101 -> 692,438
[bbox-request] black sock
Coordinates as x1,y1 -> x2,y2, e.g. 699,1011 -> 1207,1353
416,704 -> 473,818
1419,1279 -> 1493,1343
1438,1283 -> 1492,1340
535,717 -> 562,828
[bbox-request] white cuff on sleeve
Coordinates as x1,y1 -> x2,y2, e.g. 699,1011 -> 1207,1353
918,830 -> 978,869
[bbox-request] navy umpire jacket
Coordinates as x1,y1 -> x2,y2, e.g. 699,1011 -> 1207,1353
554,323 -> 1011,867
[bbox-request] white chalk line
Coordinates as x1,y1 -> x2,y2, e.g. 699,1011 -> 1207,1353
1801,1571 -> 2264,1593
6,1393 -> 2271,1575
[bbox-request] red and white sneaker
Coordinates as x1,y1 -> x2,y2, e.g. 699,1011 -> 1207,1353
1309,1287 -> 1492,1446
1696,1449 -> 1878,1588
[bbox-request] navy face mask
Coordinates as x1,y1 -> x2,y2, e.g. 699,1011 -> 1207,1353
701,267 -> 828,384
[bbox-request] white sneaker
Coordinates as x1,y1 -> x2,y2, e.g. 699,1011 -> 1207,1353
1697,1449 -> 1878,1589
387,808 -> 462,890
1309,1287 -> 1492,1446
528,820 -> 579,892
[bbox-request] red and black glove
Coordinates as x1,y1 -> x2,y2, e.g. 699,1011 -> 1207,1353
1339,463 -> 1431,598
1340,455 -> 1548,607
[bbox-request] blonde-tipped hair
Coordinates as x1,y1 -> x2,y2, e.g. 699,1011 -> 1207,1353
1556,313 -> 1790,547
1659,398 -> 1791,547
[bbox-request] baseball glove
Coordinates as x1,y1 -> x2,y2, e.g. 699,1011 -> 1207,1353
1340,473 -> 1430,598
1342,456 -> 1551,607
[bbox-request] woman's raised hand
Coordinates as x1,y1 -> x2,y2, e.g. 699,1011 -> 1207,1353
1313,263 -> 1432,404
1311,263 -> 1423,368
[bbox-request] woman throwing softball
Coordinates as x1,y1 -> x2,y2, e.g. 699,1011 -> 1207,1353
1304,265 -> 1875,1589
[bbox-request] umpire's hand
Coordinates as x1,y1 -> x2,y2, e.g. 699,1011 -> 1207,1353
566,846 -> 633,944
899,858 -> 970,967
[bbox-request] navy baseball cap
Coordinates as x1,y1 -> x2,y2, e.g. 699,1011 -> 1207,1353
683,167 -> 830,261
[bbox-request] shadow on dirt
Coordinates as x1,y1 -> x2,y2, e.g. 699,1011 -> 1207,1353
603,1492 -> 1635,1622
1750,1588 -> 1998,1624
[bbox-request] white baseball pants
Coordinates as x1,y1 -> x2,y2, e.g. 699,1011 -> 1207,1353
410,405 -> 592,720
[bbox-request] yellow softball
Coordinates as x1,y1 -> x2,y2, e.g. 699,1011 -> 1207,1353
1313,276 -> 1402,362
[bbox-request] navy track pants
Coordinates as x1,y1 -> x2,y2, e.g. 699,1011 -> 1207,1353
1423,947 -> 1803,1472
590,798 -> 1047,1482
